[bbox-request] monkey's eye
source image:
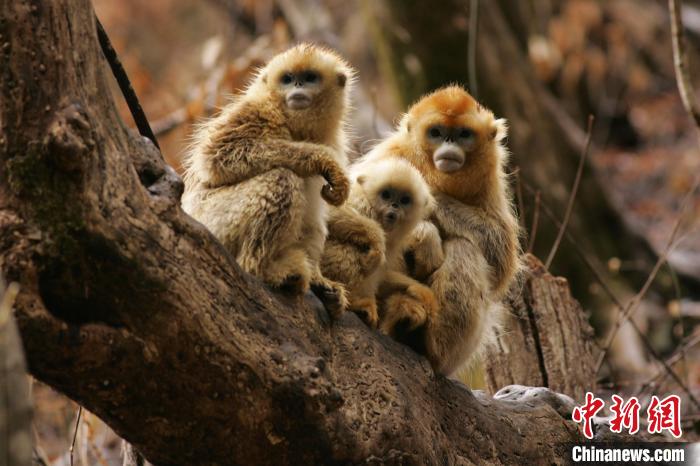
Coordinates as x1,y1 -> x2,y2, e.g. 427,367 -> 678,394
428,127 -> 441,138
280,73 -> 294,85
304,72 -> 319,83
381,189 -> 392,200
459,128 -> 474,139
400,195 -> 412,205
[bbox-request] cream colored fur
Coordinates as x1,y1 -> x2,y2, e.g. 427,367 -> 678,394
361,85 -> 521,375
181,43 -> 355,316
322,158 -> 438,328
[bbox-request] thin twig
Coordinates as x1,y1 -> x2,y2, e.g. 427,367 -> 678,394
526,190 -> 541,253
627,307 -> 700,409
669,0 -> 700,128
514,168 -> 527,236
70,406 -> 83,466
595,175 -> 700,374
520,180 -> 700,407
638,332 -> 700,398
95,16 -> 160,150
369,86 -> 381,139
468,0 -> 479,98
544,115 -> 594,269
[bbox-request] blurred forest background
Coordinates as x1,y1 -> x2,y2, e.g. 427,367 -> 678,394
29,0 -> 700,463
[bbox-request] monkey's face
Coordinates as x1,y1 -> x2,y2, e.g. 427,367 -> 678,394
277,70 -> 323,110
353,158 -> 433,235
423,124 -> 476,173
260,44 -> 353,118
374,187 -> 414,232
404,86 -> 505,176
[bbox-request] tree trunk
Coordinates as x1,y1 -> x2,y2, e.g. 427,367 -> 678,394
484,255 -> 597,402
1,1 -> 603,464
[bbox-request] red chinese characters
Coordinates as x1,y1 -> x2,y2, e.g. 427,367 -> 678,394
647,395 -> 682,438
572,392 -> 683,439
609,394 -> 640,435
572,392 -> 605,439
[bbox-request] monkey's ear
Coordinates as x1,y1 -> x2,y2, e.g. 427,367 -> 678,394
337,73 -> 347,87
491,118 -> 507,142
356,174 -> 366,185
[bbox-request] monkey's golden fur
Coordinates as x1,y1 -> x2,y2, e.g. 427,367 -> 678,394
363,85 -> 521,375
181,44 -> 355,315
321,158 -> 438,328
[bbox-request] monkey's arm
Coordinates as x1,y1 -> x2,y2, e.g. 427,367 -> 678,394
433,194 -> 520,297
322,206 -> 386,289
423,236 -> 500,375
378,270 -> 425,295
206,138 -> 349,205
327,206 -> 386,267
403,221 -> 445,282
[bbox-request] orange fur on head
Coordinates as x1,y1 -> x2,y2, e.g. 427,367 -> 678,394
391,85 -> 508,206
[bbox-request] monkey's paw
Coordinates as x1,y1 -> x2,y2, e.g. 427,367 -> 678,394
349,296 -> 378,329
379,293 -> 429,336
321,167 -> 350,206
264,250 -> 311,295
406,283 -> 440,318
311,278 -> 348,319
278,273 -> 309,295
405,223 -> 445,281
357,244 -> 385,274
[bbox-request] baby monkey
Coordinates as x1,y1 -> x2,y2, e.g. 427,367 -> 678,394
322,158 -> 439,330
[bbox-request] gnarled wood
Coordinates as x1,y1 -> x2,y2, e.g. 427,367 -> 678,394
0,1 -> 595,464
484,255 -> 597,401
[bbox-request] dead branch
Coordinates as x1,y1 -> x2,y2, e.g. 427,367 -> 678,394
544,115 -> 594,270
669,0 -> 700,129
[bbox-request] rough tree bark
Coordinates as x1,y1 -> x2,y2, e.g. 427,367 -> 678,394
484,255 -> 597,402
1,1 -> 596,464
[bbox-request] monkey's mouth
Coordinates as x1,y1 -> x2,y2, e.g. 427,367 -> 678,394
382,213 -> 397,230
433,153 -> 464,173
286,91 -> 312,110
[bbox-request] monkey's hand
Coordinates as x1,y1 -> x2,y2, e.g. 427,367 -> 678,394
404,221 -> 445,281
349,296 -> 379,329
379,293 -> 428,336
310,268 -> 349,318
378,271 -> 439,335
405,283 -> 439,320
320,164 -> 350,206
327,206 -> 386,274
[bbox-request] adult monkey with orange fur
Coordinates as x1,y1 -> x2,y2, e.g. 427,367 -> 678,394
182,44 -> 354,315
363,86 -> 521,375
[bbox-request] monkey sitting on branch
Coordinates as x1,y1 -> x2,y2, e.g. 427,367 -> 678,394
362,86 -> 521,376
182,44 -> 355,316
322,158 -> 438,329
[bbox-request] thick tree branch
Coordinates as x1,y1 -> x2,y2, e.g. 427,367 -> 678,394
0,1 -> 592,464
